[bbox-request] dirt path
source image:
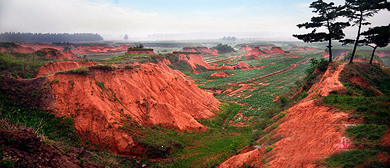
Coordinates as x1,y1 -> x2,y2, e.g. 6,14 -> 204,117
219,63 -> 355,168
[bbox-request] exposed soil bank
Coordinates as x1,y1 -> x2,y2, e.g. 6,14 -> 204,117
219,63 -> 355,167
48,63 -> 220,154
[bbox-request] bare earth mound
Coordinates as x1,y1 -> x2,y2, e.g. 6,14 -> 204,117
48,63 -> 220,154
268,47 -> 285,54
219,63 -> 355,168
183,46 -> 219,56
245,47 -> 265,57
210,72 -> 229,78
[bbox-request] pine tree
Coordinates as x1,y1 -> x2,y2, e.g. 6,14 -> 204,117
360,24 -> 390,64
343,0 -> 382,63
293,0 -> 349,63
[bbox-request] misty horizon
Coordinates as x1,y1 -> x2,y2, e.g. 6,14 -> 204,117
1,0 -> 389,41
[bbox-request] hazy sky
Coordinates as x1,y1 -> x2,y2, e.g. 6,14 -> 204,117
0,0 -> 389,40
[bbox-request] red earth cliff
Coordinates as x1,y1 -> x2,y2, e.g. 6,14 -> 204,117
48,63 -> 220,154
268,47 -> 285,54
219,63 -> 355,168
175,51 -> 214,70
36,61 -> 94,78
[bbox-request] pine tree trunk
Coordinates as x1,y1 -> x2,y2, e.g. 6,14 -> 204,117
350,11 -> 363,64
369,46 -> 378,64
328,41 -> 333,63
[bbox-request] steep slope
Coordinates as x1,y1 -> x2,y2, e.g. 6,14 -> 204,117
48,63 -> 220,154
219,63 -> 354,167
175,51 -> 214,70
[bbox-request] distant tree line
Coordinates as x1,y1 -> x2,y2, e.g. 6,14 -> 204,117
128,44 -> 144,49
212,43 -> 235,53
220,36 -> 236,41
0,32 -> 104,43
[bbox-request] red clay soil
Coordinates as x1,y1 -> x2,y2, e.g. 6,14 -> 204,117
304,46 -> 319,50
236,62 -> 252,70
20,42 -> 64,51
210,72 -> 230,78
176,52 -> 214,71
245,47 -> 266,57
0,44 -> 34,53
183,47 -> 219,56
126,48 -> 156,55
35,61 -> 94,77
48,63 -> 220,154
219,63 -> 357,168
268,47 -> 285,54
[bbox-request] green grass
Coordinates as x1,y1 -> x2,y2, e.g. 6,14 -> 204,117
0,52 -> 46,78
0,95 -> 81,146
320,62 -> 390,167
346,124 -> 387,145
324,149 -> 379,167
323,95 -> 390,125
119,103 -> 252,167
198,57 -> 308,89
